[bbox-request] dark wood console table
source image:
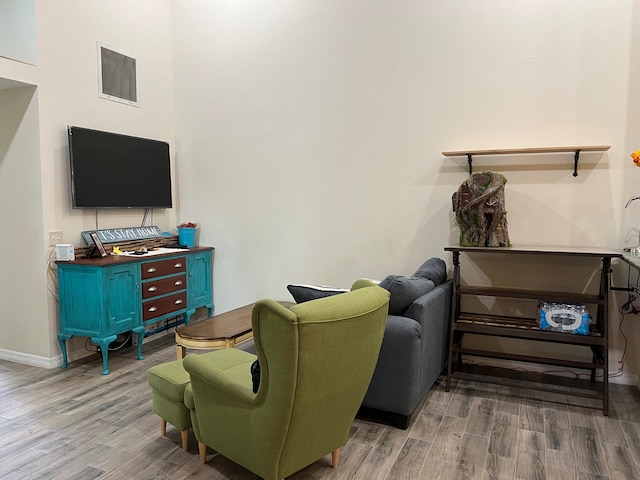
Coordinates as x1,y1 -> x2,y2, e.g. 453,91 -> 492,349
444,245 -> 621,415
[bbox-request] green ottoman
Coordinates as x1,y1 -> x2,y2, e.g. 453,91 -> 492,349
148,349 -> 257,453
148,359 -> 192,450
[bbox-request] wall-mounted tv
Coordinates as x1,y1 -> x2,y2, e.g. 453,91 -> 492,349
68,126 -> 173,209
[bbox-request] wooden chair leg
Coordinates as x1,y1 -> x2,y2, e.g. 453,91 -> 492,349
199,441 -> 207,464
160,418 -> 167,436
181,429 -> 189,451
332,448 -> 340,468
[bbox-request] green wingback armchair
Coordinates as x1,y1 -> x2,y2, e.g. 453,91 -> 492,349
183,280 -> 389,480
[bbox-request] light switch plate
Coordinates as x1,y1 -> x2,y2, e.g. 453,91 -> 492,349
49,230 -> 63,246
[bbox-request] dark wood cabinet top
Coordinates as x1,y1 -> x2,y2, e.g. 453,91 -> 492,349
57,246 -> 214,266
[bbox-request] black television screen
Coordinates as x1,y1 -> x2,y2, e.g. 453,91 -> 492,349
68,126 -> 173,209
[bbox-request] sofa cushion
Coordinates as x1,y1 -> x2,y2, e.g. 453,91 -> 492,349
379,275 -> 435,315
287,284 -> 348,303
412,257 -> 447,285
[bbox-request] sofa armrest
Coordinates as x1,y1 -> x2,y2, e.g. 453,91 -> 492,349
361,280 -> 453,419
404,279 -> 453,388
363,314 -> 422,413
404,280 -> 452,330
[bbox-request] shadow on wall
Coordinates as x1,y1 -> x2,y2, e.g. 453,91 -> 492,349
0,86 -> 38,165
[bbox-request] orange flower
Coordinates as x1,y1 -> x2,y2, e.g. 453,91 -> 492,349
633,150 -> 640,166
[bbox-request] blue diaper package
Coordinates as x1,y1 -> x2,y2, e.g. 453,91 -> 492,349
537,302 -> 591,335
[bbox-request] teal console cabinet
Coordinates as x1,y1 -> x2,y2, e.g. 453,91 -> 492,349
187,250 -> 213,318
57,247 -> 214,374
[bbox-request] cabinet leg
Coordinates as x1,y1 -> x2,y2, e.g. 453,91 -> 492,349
132,326 -> 145,360
93,335 -> 117,375
58,333 -> 72,369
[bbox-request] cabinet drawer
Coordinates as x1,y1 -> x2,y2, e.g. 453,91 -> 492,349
142,292 -> 187,321
141,257 -> 186,279
142,274 -> 186,299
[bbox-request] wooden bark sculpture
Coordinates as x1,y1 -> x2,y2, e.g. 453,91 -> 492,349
452,172 -> 510,247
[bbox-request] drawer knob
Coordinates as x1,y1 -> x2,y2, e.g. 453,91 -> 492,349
174,263 -> 183,268
147,267 -> 157,273
147,286 -> 158,292
148,306 -> 158,312
175,280 -> 183,286
174,299 -> 183,305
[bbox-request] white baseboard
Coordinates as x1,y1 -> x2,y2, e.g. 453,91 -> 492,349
3,344 -> 638,389
0,328 -> 176,371
0,347 -> 61,369
611,373 -> 638,386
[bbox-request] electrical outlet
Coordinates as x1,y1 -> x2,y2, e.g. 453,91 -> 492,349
48,230 -> 63,246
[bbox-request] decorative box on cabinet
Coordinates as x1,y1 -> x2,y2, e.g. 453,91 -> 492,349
57,247 -> 214,374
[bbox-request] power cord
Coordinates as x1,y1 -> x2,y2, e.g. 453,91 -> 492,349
86,332 -> 133,353
608,287 -> 637,378
46,247 -> 59,301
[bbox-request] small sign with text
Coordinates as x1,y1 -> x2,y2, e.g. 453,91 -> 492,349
81,226 -> 164,245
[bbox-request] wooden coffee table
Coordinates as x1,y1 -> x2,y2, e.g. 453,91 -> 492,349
175,302 -> 294,359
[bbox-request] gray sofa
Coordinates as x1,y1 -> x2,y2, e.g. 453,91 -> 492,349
360,277 -> 452,429
285,258 -> 452,429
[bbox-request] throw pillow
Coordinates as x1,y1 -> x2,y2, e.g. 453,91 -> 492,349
379,275 -> 435,315
287,284 -> 348,304
412,257 -> 447,285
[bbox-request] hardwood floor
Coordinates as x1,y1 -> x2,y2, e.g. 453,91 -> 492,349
1,335 -> 640,480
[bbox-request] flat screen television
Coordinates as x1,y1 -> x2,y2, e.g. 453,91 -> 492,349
68,126 -> 173,209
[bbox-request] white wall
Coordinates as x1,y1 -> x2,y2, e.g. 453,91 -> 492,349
0,0 -> 178,364
35,0 -> 178,362
0,86 -> 49,363
622,0 -> 640,381
0,0 -> 37,65
36,0 -> 177,244
1,0 -> 639,381
172,1 -> 640,381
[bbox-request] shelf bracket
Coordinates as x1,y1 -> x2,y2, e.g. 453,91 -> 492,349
573,150 -> 581,177
467,154 -> 473,175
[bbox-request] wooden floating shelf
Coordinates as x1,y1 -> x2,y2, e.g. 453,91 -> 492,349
442,145 -> 611,176
442,145 -> 611,157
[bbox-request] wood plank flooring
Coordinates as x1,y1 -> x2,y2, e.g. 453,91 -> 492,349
1,335 -> 640,479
